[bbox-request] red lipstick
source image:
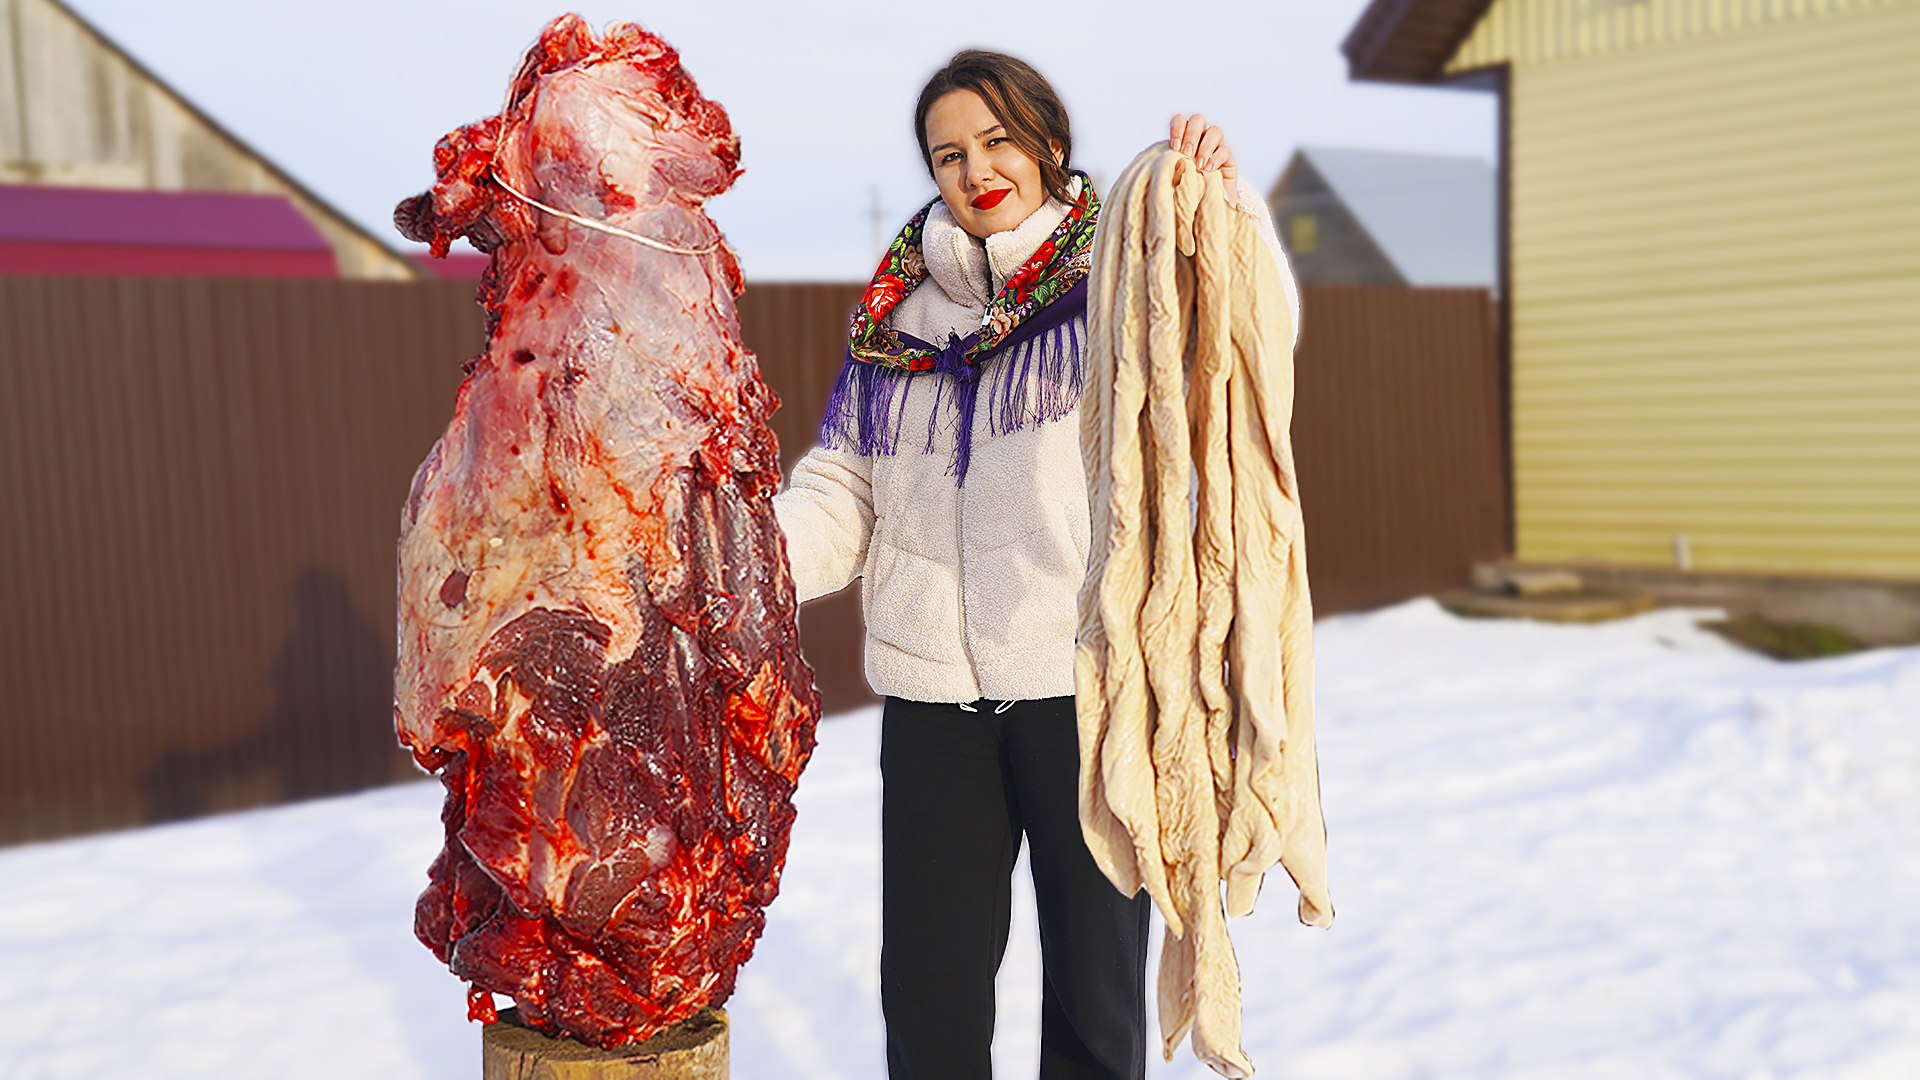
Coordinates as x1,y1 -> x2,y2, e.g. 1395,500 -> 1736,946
970,188 -> 1011,211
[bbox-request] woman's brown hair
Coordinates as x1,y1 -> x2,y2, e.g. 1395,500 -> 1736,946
914,50 -> 1075,205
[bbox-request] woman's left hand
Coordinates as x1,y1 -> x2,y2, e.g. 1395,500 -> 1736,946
1169,114 -> 1237,185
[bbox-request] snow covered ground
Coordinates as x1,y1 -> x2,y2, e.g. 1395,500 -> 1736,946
2,601 -> 1916,1079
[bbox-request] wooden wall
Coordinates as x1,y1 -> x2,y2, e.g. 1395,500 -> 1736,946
0,276 -> 1502,845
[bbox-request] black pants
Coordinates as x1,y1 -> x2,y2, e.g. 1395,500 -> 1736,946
880,695 -> 1150,1080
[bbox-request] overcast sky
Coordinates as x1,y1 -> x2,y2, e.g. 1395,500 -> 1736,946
65,0 -> 1495,280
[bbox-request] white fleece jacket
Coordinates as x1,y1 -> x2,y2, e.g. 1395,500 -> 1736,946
774,176 -> 1297,704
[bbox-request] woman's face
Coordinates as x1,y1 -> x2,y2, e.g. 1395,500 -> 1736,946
923,89 -> 1058,240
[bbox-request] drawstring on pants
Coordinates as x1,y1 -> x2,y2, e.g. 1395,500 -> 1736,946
956,699 -> 1020,714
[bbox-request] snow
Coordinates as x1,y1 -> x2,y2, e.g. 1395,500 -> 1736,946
2,601 -> 1916,1079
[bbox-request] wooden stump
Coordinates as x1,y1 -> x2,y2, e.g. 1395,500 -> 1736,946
482,1008 -> 727,1079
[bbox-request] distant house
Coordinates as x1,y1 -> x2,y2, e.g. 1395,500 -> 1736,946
0,0 -> 420,279
1267,147 -> 1495,289
1345,0 -> 1920,580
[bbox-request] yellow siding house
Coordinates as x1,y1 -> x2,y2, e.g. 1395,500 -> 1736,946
1344,0 -> 1920,578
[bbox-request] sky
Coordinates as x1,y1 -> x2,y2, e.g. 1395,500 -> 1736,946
62,0 -> 1496,280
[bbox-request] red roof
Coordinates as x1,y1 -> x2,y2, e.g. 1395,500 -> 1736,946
0,185 -> 337,277
409,250 -> 490,280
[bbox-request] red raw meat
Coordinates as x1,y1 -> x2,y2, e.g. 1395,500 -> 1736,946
392,15 -> 819,1048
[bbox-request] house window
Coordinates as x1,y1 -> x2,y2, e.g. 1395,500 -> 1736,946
1290,214 -> 1318,255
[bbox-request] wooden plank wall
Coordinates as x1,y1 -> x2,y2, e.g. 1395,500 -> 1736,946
0,277 -> 1501,846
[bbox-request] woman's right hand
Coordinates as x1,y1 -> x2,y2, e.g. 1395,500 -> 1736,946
1168,113 -> 1238,186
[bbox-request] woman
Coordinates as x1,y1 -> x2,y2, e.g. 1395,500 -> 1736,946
773,50 -> 1295,1080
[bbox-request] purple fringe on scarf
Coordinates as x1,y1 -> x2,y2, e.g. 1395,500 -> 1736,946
816,281 -> 1088,483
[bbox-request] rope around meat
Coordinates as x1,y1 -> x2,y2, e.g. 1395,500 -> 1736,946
481,68 -> 722,259
492,170 -> 723,256
1076,143 -> 1332,1078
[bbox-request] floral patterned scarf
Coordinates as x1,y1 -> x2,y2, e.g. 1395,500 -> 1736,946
816,174 -> 1099,482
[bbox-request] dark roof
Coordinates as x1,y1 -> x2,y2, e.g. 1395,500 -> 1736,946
0,186 -> 330,250
1343,0 -> 1499,84
1288,148 -> 1496,287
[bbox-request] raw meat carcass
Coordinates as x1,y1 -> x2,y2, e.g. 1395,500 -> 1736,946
391,15 -> 819,1048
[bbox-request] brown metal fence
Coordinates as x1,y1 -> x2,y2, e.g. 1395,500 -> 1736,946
1292,284 -> 1508,614
0,277 -> 480,845
0,277 -> 1501,846
735,283 -> 875,719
